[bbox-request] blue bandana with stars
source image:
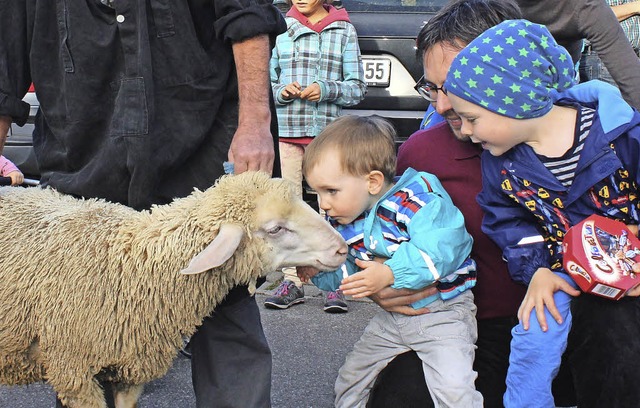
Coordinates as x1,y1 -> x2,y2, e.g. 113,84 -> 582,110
445,19 -> 576,119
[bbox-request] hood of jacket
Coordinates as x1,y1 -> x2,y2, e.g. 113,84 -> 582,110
286,4 -> 350,33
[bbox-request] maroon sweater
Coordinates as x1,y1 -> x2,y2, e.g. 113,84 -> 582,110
397,122 -> 526,320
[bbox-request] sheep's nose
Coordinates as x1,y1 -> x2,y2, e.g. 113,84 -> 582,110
337,243 -> 348,256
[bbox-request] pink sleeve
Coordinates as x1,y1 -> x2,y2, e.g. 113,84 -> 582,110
0,156 -> 20,177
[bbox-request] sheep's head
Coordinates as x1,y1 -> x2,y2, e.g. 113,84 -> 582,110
181,171 -> 347,275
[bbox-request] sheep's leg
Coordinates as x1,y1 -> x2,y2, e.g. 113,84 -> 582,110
54,376 -> 108,408
114,384 -> 144,408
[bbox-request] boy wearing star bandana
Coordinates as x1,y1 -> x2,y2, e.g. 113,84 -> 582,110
444,19 -> 640,408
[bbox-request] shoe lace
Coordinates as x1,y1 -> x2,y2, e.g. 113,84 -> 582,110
326,290 -> 342,301
274,281 -> 291,296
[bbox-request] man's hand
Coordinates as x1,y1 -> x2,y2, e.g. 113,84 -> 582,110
339,258 -> 394,298
518,267 -> 580,331
297,265 -> 320,283
0,115 -> 11,154
230,35 -> 275,174
369,286 -> 436,316
229,121 -> 275,174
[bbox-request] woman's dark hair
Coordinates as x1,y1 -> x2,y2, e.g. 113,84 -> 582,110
416,0 -> 522,58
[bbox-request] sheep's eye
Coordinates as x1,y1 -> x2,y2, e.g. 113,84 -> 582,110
266,226 -> 283,235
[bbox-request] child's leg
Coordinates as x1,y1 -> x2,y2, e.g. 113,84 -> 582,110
278,141 -> 304,197
334,311 -> 408,408
504,272 -> 576,408
412,291 -> 483,408
568,294 -> 640,408
277,141 -> 305,287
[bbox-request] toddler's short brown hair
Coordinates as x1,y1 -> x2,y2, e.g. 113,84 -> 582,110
303,115 -> 397,183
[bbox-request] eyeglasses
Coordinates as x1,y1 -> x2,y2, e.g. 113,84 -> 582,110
414,75 -> 447,102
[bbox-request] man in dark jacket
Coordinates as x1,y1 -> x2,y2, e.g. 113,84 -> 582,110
0,1 -> 286,407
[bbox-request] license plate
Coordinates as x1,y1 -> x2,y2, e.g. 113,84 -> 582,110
362,58 -> 391,87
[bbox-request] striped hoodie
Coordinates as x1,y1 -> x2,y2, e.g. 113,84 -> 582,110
312,168 -> 477,309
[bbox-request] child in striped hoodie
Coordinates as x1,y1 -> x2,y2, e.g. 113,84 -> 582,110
301,115 -> 481,408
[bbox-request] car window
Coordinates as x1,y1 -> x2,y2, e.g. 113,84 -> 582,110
339,0 -> 448,12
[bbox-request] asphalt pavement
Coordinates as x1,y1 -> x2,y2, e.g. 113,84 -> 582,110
0,273 -> 378,408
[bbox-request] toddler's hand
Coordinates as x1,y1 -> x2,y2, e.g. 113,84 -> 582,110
518,267 -> 580,331
7,171 -> 24,186
300,83 -> 321,102
339,258 -> 394,298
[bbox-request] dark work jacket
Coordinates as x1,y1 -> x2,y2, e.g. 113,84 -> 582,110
0,0 -> 285,209
397,122 -> 526,320
0,0 -> 286,304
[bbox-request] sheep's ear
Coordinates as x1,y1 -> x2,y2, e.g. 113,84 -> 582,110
180,224 -> 245,275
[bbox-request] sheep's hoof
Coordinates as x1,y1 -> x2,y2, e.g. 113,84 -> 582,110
179,335 -> 192,359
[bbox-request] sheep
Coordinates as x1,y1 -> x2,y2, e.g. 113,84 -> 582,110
0,171 -> 348,408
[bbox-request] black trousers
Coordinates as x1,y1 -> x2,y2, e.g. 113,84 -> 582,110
567,294 -> 640,408
190,295 -> 272,408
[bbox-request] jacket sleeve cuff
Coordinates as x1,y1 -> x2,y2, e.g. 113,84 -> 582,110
311,270 -> 343,292
214,4 -> 287,43
504,242 -> 551,285
0,91 -> 29,126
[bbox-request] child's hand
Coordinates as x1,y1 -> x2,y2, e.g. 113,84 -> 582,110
626,283 -> 640,297
518,267 -> 581,331
296,265 -> 319,283
7,171 -> 24,186
281,81 -> 302,100
300,83 -> 321,102
339,258 -> 394,298
626,224 -> 639,237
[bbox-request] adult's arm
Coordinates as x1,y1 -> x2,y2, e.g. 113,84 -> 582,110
230,34 -> 275,174
0,116 -> 10,154
579,0 -> 640,109
213,0 -> 286,173
610,1 -> 640,21
0,0 -> 32,130
369,286 -> 437,315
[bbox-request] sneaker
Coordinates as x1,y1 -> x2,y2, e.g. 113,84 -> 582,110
264,280 -> 305,309
323,290 -> 348,313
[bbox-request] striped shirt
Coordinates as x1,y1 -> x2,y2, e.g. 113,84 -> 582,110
539,106 -> 595,188
322,169 -> 477,308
